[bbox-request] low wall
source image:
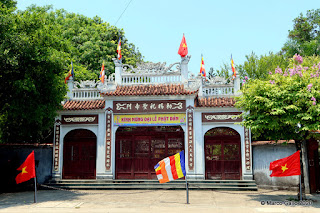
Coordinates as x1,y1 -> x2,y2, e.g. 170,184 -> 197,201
252,143 -> 299,190
0,144 -> 53,192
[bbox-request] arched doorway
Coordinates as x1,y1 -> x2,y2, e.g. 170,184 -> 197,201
116,126 -> 184,179
63,129 -> 96,179
204,127 -> 241,180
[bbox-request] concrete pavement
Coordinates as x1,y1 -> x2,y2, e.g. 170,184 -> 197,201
0,189 -> 319,213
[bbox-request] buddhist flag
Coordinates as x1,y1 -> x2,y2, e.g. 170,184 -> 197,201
117,38 -> 122,60
200,56 -> 206,78
99,62 -> 105,83
16,151 -> 36,184
178,34 -> 188,57
270,151 -> 301,177
154,151 -> 186,183
64,62 -> 74,84
231,55 -> 236,80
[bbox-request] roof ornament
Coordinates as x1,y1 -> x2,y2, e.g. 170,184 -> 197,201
122,61 -> 181,75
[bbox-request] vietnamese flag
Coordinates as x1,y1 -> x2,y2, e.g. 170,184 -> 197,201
178,34 -> 188,57
16,151 -> 36,184
269,151 -> 301,177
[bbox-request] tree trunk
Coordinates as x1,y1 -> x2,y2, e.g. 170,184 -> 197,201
295,140 -> 306,200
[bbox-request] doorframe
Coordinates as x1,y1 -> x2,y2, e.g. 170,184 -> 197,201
62,128 -> 97,179
115,126 -> 185,179
204,128 -> 242,180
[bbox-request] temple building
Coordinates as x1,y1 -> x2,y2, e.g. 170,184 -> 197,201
52,55 -> 253,181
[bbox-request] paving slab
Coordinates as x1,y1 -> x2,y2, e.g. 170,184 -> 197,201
0,189 -> 319,213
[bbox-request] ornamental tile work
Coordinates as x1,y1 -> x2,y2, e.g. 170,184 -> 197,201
101,84 -> 197,96
187,106 -> 194,171
244,127 -> 251,171
196,97 -> 235,107
63,100 -> 105,110
105,108 -> 113,171
53,119 -> 61,172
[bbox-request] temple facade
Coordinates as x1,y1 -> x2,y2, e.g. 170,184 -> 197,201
52,55 -> 253,181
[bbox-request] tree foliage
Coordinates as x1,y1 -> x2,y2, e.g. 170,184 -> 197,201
235,55 -> 320,141
49,8 -> 143,81
237,52 -> 289,80
0,3 -> 69,143
0,2 -> 144,143
282,9 -> 320,57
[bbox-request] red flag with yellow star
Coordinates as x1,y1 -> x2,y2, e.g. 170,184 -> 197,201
16,151 -> 36,184
269,151 -> 301,177
178,34 -> 188,57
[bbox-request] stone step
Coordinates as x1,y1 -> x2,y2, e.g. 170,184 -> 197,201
44,179 -> 258,191
44,184 -> 258,191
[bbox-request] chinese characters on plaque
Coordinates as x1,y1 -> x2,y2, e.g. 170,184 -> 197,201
105,108 -> 112,171
54,119 -> 61,172
244,127 -> 251,171
113,100 -> 186,113
187,106 -> 194,171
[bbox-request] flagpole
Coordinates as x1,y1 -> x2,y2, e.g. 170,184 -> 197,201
185,174 -> 189,204
34,176 -> 37,203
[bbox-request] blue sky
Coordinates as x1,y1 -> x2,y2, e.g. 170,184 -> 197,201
17,0 -> 319,76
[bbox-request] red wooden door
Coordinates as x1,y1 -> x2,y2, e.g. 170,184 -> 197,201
116,127 -> 184,179
63,130 -> 96,179
205,137 -> 241,180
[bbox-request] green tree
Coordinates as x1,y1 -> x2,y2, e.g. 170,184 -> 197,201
235,55 -> 320,198
0,3 -> 69,143
282,9 -> 320,57
237,52 -> 289,80
50,9 -> 143,81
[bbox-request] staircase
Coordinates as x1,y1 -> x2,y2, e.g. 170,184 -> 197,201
43,179 -> 258,191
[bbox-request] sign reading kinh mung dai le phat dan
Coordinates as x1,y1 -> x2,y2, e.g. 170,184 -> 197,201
114,114 -> 186,126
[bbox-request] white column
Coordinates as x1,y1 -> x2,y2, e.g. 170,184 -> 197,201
180,55 -> 191,83
66,76 -> 74,99
113,58 -> 122,85
234,72 -> 241,94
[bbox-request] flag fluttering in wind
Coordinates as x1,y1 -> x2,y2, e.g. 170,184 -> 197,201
99,62 -> 105,83
178,34 -> 188,57
231,55 -> 236,80
154,151 -> 186,183
117,38 -> 122,60
200,56 -> 206,78
16,151 -> 36,184
269,151 -> 301,177
64,62 -> 74,84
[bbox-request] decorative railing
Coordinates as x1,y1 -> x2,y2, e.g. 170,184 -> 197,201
203,86 -> 234,96
72,88 -> 102,99
121,62 -> 182,85
121,74 -> 182,85
71,81 -> 102,100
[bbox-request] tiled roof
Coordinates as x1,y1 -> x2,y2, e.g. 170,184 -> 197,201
252,140 -> 295,146
195,97 -> 236,107
63,100 -> 105,110
101,84 -> 197,96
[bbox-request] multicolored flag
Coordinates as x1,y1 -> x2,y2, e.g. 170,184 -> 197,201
99,62 -> 105,83
178,34 -> 188,57
231,55 -> 236,80
270,151 -> 301,177
16,151 -> 36,184
117,38 -> 122,60
200,56 -> 206,78
154,151 -> 186,183
64,62 -> 74,84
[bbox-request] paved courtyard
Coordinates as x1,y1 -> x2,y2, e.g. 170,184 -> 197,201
0,189 -> 319,213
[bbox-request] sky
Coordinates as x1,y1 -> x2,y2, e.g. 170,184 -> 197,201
17,0 -> 320,76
